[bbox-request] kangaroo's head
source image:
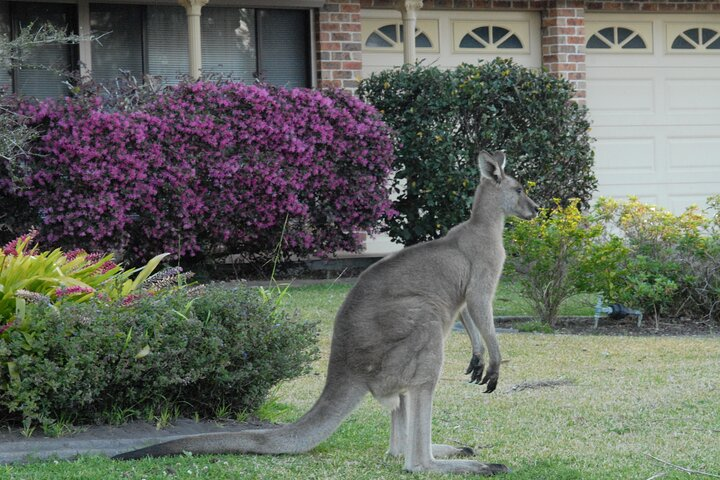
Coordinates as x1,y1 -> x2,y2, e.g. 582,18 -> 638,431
477,150 -> 539,221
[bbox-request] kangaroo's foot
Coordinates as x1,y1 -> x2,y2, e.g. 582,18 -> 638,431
431,444 -> 475,458
387,444 -> 474,459
405,459 -> 509,475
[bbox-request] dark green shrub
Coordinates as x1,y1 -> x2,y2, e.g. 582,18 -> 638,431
0,285 -> 319,429
357,58 -> 596,245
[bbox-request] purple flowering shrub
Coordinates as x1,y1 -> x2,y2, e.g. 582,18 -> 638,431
11,81 -> 394,262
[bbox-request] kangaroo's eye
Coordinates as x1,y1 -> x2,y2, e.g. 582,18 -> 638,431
515,188 -> 522,194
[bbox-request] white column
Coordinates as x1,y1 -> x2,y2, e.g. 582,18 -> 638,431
178,0 -> 209,80
396,0 -> 423,65
77,0 -> 92,80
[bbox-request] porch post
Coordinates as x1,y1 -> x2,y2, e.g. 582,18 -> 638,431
396,0 -> 423,65
178,0 -> 209,80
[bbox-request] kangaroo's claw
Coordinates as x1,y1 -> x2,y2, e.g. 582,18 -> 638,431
465,354 -> 485,384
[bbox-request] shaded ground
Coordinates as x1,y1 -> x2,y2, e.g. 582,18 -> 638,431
496,315 -> 719,337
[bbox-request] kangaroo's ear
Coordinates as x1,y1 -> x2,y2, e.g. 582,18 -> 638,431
478,150 -> 505,183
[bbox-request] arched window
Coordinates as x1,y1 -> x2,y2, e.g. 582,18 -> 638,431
670,27 -> 720,51
586,26 -> 648,51
362,20 -> 438,52
458,25 -> 523,49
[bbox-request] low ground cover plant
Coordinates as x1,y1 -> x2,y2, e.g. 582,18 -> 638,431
1,80 -> 395,263
0,284 -> 319,432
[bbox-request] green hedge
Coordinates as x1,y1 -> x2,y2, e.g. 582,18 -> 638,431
0,285 -> 319,430
358,58 -> 596,245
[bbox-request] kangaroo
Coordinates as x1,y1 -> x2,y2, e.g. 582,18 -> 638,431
114,150 -> 539,475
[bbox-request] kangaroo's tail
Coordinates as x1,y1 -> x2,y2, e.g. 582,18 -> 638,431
113,377 -> 368,460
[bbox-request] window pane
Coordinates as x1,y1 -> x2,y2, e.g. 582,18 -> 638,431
0,1 -> 11,90
90,4 -> 144,85
146,6 -> 188,84
366,32 -> 392,48
257,9 -> 309,88
378,24 -> 397,42
12,2 -> 76,98
460,34 -> 483,49
683,28 -> 699,43
702,28 -> 718,45
201,7 -> 256,83
672,36 -> 694,50
623,35 -> 646,49
598,27 -> 615,44
492,26 -> 509,43
498,34 -> 522,49
415,32 -> 431,48
587,34 -> 610,49
616,27 -> 633,44
472,26 -> 489,43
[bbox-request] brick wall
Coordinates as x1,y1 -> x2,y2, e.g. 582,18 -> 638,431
317,1 -> 363,90
360,0 -> 720,9
542,0 -> 586,102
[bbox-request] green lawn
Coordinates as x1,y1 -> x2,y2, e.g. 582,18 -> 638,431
3,281 -> 719,479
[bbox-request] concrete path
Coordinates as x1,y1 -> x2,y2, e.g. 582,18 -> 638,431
0,418 -> 265,464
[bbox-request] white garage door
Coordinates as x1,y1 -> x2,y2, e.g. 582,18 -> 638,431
360,10 -> 541,78
586,13 -> 720,213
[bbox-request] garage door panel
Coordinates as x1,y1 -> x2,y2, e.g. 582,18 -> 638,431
593,136 -> 656,173
667,134 -> 720,171
587,78 -> 655,115
665,78 -> 720,112
669,191 -> 719,213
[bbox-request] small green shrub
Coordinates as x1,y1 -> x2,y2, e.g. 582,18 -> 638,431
358,58 -> 596,245
504,199 -> 624,326
591,197 -> 720,324
0,285 -> 319,430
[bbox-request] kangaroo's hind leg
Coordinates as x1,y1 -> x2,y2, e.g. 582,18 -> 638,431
402,384 -> 508,475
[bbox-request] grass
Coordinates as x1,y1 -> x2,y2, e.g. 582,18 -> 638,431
3,280 -> 719,479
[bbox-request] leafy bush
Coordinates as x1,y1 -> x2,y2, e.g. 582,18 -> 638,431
504,200 -> 624,326
357,58 -> 596,245
4,80 -> 394,262
0,231 -> 173,325
591,197 -> 720,324
506,196 -> 720,326
0,284 -> 319,430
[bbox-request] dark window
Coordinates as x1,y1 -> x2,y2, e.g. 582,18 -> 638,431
90,4 -> 144,84
10,2 -> 77,97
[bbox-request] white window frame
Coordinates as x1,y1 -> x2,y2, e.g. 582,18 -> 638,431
361,18 -> 439,53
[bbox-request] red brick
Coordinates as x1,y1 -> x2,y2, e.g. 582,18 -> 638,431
339,3 -> 360,13
342,61 -> 362,70
342,22 -> 362,32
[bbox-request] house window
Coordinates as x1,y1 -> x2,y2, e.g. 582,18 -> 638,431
459,26 -> 522,49
585,22 -> 652,53
362,19 -> 439,53
669,26 -> 720,51
6,2 -> 78,97
1,2 -> 312,97
90,4 -> 144,84
452,21 -> 529,53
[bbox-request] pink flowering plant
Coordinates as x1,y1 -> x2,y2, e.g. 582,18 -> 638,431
0,231 -> 173,329
6,81 -> 395,262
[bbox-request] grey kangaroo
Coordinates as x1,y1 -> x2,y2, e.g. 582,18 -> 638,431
115,150 -> 539,475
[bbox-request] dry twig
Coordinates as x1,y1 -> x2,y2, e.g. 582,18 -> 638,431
645,453 -> 720,478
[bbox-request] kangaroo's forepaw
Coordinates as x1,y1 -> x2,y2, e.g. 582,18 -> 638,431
480,370 -> 499,393
466,354 -> 485,384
